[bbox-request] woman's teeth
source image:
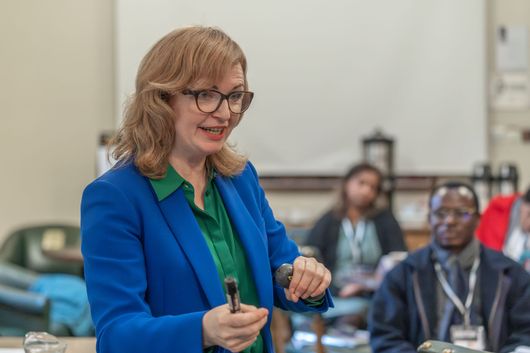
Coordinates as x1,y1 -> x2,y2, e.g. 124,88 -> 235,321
201,127 -> 223,135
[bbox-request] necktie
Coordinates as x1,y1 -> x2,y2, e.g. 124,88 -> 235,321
437,259 -> 467,341
449,261 -> 467,326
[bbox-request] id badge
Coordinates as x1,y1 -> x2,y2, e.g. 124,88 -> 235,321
450,325 -> 486,350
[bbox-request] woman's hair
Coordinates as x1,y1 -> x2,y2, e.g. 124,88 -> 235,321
110,26 -> 248,178
334,162 -> 383,217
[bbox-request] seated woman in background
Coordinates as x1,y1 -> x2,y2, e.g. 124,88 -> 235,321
306,162 -> 406,300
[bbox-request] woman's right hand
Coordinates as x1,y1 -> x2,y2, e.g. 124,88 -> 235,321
202,303 -> 269,352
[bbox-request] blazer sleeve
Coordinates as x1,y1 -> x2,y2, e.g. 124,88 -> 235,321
369,264 -> 418,353
500,265 -> 530,353
81,180 -> 205,353
244,162 -> 333,313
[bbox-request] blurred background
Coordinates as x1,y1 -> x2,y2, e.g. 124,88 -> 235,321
0,0 -> 529,246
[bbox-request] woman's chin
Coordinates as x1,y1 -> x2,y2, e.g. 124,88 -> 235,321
200,144 -> 225,157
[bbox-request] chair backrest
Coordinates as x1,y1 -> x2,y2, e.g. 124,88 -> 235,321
0,290 -> 50,336
0,224 -> 83,277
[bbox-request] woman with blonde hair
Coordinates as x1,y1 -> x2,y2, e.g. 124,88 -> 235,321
81,26 -> 332,353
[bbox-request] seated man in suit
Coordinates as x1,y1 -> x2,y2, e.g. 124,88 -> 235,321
476,186 -> 530,272
369,181 -> 530,353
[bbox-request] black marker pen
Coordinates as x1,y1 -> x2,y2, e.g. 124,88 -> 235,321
224,276 -> 241,313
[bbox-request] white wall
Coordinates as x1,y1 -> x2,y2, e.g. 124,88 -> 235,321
268,0 -> 530,227
0,0 -> 114,242
116,0 -> 487,176
488,0 -> 530,191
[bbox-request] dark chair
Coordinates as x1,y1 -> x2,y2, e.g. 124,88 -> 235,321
0,224 -> 83,277
0,262 -> 55,336
0,224 -> 84,336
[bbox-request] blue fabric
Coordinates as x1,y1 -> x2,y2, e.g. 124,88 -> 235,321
81,161 -> 333,353
29,274 -> 93,336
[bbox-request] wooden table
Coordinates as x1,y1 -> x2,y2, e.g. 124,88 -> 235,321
0,337 -> 96,353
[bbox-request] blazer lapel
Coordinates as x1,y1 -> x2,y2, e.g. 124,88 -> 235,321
215,176 -> 273,310
158,188 -> 225,308
416,263 -> 438,339
479,250 -> 510,351
410,249 -> 438,340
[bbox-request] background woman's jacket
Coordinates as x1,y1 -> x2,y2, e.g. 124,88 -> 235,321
306,209 -> 407,276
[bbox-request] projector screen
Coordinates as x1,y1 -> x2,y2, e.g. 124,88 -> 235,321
116,0 -> 486,176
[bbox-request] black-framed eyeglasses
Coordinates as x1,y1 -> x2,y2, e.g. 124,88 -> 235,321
430,208 -> 477,222
182,89 -> 254,114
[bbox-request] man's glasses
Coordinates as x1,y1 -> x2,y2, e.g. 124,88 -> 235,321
182,89 -> 254,114
430,208 -> 477,222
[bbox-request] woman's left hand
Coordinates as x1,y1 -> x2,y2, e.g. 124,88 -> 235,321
284,256 -> 331,303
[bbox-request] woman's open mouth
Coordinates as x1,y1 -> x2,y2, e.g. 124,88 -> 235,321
199,126 -> 226,140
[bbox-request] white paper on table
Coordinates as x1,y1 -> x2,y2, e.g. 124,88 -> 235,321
0,349 -> 24,353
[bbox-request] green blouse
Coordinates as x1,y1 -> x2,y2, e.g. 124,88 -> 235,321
150,165 -> 263,353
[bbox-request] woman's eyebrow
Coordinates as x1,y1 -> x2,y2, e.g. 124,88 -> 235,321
210,84 -> 244,90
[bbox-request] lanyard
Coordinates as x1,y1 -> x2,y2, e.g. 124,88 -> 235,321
434,257 -> 480,328
341,218 -> 366,263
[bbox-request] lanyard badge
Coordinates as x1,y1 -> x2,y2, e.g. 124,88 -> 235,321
450,325 -> 486,350
435,257 -> 486,349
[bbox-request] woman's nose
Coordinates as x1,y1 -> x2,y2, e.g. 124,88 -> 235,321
213,98 -> 231,120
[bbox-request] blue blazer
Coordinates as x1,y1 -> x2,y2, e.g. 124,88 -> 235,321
81,161 -> 332,353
